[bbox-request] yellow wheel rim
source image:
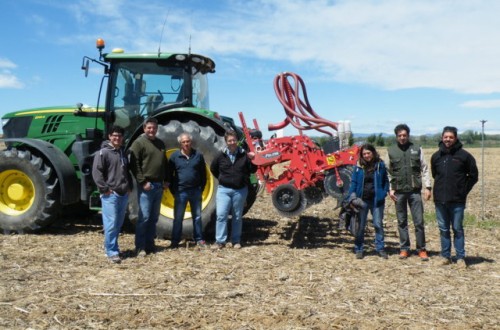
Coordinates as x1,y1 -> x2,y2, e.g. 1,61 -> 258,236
160,149 -> 215,219
0,169 -> 35,216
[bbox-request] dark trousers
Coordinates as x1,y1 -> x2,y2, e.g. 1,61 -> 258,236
395,191 -> 426,251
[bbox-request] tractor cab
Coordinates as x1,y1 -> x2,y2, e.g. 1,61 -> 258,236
79,39 -> 216,142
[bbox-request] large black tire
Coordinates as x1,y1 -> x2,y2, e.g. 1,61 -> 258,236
271,185 -> 308,218
154,119 -> 226,239
272,184 -> 301,212
0,148 -> 60,232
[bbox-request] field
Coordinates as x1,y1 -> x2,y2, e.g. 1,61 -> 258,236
1,148 -> 499,329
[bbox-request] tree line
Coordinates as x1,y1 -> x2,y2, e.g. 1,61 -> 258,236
313,131 -> 500,148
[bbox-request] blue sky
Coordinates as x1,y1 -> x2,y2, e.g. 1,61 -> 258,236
1,0 -> 499,137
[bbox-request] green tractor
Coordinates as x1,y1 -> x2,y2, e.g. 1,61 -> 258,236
0,39 -> 258,237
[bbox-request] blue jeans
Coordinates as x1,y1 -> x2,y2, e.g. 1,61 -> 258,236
354,200 -> 385,253
395,191 -> 426,251
215,185 -> 248,244
101,192 -> 128,257
172,187 -> 203,244
135,183 -> 164,252
435,202 -> 466,259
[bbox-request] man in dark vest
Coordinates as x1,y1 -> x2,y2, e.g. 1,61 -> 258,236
387,124 -> 432,261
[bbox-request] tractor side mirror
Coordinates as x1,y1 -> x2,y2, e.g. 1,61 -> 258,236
81,58 -> 90,77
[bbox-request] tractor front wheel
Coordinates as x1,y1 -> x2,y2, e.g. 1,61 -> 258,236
0,148 -> 60,232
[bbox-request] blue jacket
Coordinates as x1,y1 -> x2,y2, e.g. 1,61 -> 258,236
347,161 -> 389,207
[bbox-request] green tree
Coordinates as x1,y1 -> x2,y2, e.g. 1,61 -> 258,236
433,133 -> 442,144
461,130 -> 475,145
419,135 -> 428,146
367,134 -> 377,144
376,133 -> 385,146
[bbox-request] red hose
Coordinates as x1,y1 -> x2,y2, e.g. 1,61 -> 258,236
268,72 -> 338,136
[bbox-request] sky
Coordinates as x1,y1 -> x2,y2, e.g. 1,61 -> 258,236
0,0 -> 499,138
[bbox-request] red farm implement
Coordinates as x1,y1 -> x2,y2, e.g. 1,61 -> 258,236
239,72 -> 360,217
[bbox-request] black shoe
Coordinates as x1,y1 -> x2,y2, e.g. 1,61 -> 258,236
356,251 -> 364,259
169,242 -> 179,249
378,250 -> 388,259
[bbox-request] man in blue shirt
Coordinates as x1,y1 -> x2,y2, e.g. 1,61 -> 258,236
167,132 -> 207,248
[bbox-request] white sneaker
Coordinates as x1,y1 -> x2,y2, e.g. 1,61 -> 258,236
439,257 -> 451,265
108,255 -> 121,264
456,258 -> 468,269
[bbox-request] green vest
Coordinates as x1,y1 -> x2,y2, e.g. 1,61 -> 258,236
388,143 -> 423,192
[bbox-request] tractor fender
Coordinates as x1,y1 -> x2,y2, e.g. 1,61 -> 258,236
1,138 -> 79,205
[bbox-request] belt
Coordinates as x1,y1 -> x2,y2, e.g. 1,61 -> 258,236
149,182 -> 163,189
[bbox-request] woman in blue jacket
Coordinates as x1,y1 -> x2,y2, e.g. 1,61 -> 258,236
347,144 -> 389,259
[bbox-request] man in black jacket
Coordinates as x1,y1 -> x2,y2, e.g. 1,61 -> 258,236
431,126 -> 478,268
210,130 -> 256,249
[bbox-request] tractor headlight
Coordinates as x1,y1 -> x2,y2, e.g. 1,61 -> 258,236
1,118 -> 9,128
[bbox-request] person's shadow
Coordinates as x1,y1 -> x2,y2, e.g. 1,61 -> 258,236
462,256 -> 494,266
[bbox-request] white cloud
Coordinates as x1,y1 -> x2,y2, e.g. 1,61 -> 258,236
0,73 -> 24,89
57,0 -> 500,95
0,58 -> 23,88
165,0 -> 500,94
461,100 -> 500,109
0,58 -> 17,69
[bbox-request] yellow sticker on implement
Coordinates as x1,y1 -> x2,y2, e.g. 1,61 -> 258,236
326,155 -> 336,165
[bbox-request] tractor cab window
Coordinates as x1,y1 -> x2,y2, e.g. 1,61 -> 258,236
192,70 -> 209,110
110,60 -> 211,141
110,61 -> 186,138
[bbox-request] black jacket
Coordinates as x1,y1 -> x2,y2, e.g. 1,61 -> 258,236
210,148 -> 257,189
431,140 -> 478,203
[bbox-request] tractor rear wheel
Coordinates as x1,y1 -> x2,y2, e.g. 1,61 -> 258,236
0,148 -> 60,232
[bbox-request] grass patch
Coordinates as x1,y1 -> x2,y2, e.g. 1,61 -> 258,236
424,211 -> 498,229
464,216 -> 499,230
